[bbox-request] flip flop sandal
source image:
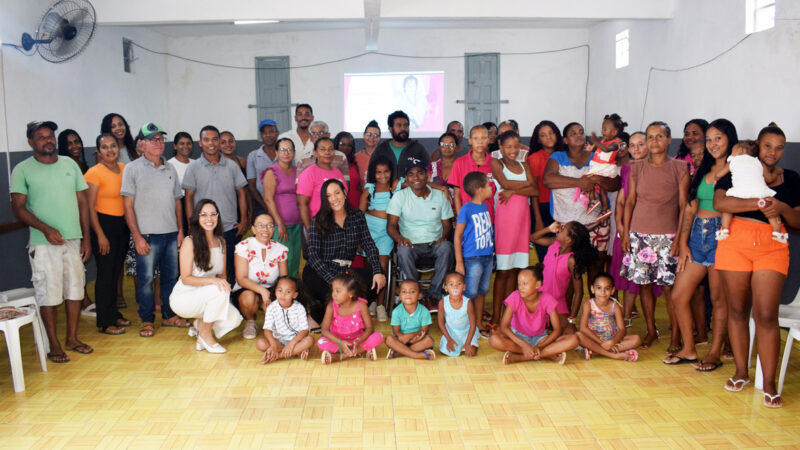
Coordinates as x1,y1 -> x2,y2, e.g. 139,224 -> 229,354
584,348 -> 593,360
624,349 -> 639,362
47,352 -> 70,363
300,350 -> 309,361
68,343 -> 94,354
162,317 -> 190,328
386,349 -> 397,360
98,326 -> 126,335
321,350 -> 332,365
624,318 -> 633,328
662,355 -> 697,365
724,377 -> 750,392
116,317 -> 132,327
366,348 -> 377,361
502,351 -> 512,365
423,349 -> 436,360
555,352 -> 567,365
764,393 -> 783,408
694,360 -> 723,372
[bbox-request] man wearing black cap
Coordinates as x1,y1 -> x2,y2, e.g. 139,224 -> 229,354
11,121 -> 93,362
386,157 -> 454,311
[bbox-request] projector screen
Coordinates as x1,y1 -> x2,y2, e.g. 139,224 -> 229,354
344,71 -> 445,135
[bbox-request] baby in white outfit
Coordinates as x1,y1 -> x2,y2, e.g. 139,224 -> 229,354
716,140 -> 786,243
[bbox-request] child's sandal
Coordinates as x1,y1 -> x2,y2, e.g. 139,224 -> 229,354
423,349 -> 436,360
624,349 -> 639,362
321,350 -> 332,365
584,348 -> 593,360
502,351 -> 512,365
386,349 -> 397,360
366,348 -> 377,361
764,393 -> 783,408
300,350 -> 309,361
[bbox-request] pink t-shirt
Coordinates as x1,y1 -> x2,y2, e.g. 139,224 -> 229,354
504,290 -> 558,337
449,152 -> 496,222
541,241 -> 572,315
296,164 -> 346,217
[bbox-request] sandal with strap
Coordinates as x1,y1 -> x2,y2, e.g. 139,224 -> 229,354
98,326 -> 126,335
140,322 -> 155,338
502,351 -> 512,365
764,393 -> 783,408
162,316 -> 190,328
724,377 -> 750,392
624,349 -> 639,362
423,349 -> 436,360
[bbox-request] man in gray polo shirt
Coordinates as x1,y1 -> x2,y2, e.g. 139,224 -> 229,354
121,122 -> 189,337
246,118 -> 279,215
183,125 -> 248,283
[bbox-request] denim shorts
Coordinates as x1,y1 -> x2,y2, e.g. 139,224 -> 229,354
688,216 -> 721,267
464,254 -> 493,299
511,326 -> 547,346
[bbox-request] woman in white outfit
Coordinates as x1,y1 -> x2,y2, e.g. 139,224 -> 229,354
171,199 -> 243,353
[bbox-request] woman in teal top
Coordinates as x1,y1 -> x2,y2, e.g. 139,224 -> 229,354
664,119 -> 736,371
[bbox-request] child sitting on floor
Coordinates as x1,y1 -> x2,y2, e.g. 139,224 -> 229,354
575,273 -> 641,362
438,272 -> 479,357
256,276 -> 314,364
488,264 -> 579,365
317,272 -> 384,364
386,280 -> 436,360
715,139 -> 786,243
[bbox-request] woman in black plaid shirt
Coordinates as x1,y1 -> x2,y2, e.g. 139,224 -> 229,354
303,179 -> 387,325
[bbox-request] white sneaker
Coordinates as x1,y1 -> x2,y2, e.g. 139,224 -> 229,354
368,302 -> 377,316
376,305 -> 388,322
243,320 -> 257,339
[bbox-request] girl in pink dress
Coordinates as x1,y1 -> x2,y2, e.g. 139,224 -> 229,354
490,131 -> 538,329
317,272 -> 384,364
530,221 -> 598,331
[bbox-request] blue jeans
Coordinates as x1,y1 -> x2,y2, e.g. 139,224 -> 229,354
136,232 -> 178,323
397,240 -> 454,300
688,216 -> 721,267
464,254 -> 493,300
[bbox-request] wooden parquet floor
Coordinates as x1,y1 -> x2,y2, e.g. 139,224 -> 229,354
2,274 -> 800,449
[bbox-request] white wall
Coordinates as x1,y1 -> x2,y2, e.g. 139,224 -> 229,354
0,1 -> 169,152
587,0 -> 800,140
166,27 -> 590,142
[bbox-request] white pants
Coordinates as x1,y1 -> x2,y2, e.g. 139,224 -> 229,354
170,281 -> 243,339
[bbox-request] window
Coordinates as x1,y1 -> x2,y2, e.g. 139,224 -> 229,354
746,0 -> 776,34
615,29 -> 629,69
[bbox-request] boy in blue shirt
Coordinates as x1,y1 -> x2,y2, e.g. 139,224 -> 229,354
385,280 -> 436,360
454,171 -> 495,337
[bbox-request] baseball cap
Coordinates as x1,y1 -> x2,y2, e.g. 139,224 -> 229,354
258,119 -> 278,131
404,157 -> 428,176
26,121 -> 58,139
138,122 -> 166,140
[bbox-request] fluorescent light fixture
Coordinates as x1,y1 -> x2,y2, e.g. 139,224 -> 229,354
234,20 -> 279,25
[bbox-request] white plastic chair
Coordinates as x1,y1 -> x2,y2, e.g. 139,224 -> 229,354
0,288 -> 49,353
777,323 -> 800,395
0,306 -> 48,391
749,287 -> 800,388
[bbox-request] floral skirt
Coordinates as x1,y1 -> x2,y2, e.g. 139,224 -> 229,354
620,232 -> 677,286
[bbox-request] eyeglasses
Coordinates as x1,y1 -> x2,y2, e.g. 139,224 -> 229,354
254,224 -> 275,230
277,147 -> 294,154
310,131 -> 327,137
364,132 -> 380,138
145,136 -> 165,144
199,212 -> 219,218
439,143 -> 455,148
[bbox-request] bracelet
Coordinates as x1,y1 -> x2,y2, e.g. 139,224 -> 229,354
567,316 -> 577,325
758,198 -> 767,208
338,340 -> 345,351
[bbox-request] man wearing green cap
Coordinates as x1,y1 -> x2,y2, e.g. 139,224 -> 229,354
121,122 -> 190,337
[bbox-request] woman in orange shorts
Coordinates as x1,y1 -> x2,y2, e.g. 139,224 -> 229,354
714,123 -> 800,408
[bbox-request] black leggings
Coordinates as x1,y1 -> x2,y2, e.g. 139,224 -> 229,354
91,213 -> 128,328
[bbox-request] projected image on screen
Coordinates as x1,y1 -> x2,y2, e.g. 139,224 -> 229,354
344,71 -> 444,134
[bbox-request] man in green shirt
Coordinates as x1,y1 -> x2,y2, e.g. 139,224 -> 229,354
10,121 -> 93,363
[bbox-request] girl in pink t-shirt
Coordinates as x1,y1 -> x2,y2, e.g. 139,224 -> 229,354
297,138 -> 346,232
488,265 -> 579,365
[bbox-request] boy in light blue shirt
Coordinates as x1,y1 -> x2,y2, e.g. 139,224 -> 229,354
385,280 -> 436,360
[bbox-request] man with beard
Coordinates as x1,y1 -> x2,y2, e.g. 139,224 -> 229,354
369,110 -> 430,176
296,120 -> 349,178
278,104 -> 315,162
246,118 -> 279,214
11,121 -> 93,362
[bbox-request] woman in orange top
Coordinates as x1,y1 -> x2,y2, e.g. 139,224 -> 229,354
84,133 -> 131,334
528,120 -> 565,263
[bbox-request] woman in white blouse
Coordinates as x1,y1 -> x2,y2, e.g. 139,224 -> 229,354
170,199 -> 243,353
234,213 -> 289,339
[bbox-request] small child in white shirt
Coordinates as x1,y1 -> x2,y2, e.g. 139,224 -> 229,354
256,277 -> 313,363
